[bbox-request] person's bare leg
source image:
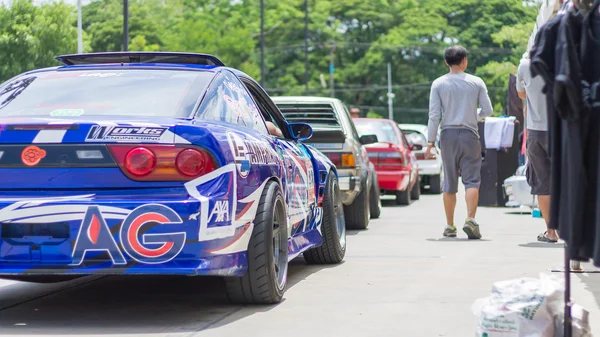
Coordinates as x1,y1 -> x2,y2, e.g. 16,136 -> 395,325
465,188 -> 479,219
443,192 -> 457,226
538,195 -> 557,240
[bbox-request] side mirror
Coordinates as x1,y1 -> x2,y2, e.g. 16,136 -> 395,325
359,134 -> 378,145
410,144 -> 423,151
288,122 -> 313,141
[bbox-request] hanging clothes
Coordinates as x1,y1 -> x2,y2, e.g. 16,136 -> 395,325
582,0 -> 600,265
530,1 -> 600,267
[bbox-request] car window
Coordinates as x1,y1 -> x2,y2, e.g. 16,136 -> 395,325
342,104 -> 360,140
240,79 -> 295,139
196,71 -> 268,134
399,130 -> 410,149
353,119 -> 400,144
0,69 -> 213,118
402,130 -> 427,146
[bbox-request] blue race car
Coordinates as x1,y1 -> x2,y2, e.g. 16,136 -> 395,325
0,52 -> 346,304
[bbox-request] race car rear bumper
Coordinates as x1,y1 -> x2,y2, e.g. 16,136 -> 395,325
0,189 -> 259,277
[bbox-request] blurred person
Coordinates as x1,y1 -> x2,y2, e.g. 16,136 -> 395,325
350,107 -> 360,118
265,121 -> 283,137
426,46 -> 493,239
516,55 -> 557,243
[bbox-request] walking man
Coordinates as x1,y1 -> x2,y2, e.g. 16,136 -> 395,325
426,46 -> 493,239
516,55 -> 557,243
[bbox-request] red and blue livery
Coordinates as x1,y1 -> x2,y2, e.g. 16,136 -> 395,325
0,52 -> 347,304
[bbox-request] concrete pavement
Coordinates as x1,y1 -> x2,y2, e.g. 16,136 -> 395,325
0,190 -> 598,336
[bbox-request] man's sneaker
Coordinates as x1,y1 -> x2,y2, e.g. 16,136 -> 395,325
463,218 -> 482,239
443,225 -> 457,237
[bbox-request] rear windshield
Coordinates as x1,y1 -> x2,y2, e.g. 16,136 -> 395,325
0,69 -> 214,118
353,119 -> 399,144
402,129 -> 427,146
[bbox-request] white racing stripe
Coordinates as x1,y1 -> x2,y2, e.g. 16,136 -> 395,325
32,121 -> 74,144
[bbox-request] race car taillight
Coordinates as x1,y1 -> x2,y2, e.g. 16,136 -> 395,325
107,145 -> 217,181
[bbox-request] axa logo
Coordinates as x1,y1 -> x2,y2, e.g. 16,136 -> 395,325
86,125 -> 168,141
71,204 -> 186,265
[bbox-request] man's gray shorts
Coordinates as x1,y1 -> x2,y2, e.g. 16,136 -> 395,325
526,130 -> 551,195
439,128 -> 482,194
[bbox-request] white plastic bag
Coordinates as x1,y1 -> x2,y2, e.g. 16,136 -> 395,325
472,274 -> 565,337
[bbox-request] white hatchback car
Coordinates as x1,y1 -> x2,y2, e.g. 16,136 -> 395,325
398,124 -> 443,194
503,164 -> 538,210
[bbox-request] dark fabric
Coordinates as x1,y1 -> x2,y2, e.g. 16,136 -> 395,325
582,0 -> 600,267
507,74 -> 525,125
555,9 -> 588,262
526,130 -> 551,195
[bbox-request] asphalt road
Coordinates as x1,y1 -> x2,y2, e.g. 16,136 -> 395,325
0,190 -> 599,336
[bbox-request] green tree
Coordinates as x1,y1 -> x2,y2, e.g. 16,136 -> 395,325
0,0 -> 79,82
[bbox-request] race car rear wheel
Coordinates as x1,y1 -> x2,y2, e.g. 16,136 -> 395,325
304,171 -> 346,264
369,172 -> 382,219
225,181 -> 288,304
344,181 -> 370,230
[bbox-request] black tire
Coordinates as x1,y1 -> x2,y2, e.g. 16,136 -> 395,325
304,172 -> 346,264
396,187 -> 411,205
225,181 -> 288,304
344,182 -> 370,230
410,176 -> 421,200
429,174 -> 442,194
369,172 -> 381,219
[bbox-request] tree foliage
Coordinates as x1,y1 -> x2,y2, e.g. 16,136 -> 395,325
0,0 -> 538,123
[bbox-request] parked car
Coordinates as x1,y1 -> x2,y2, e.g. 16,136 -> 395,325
354,118 -> 420,205
397,124 -> 443,194
272,96 -> 381,230
0,52 -> 347,305
503,163 -> 538,210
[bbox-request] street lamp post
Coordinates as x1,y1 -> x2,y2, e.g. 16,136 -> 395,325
304,0 -> 309,93
77,0 -> 83,53
123,0 -> 129,51
260,0 -> 265,87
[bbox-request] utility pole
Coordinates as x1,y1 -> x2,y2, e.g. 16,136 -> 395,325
387,62 -> 395,120
260,0 -> 265,87
329,43 -> 335,98
123,0 -> 129,51
304,0 -> 309,93
77,0 -> 83,53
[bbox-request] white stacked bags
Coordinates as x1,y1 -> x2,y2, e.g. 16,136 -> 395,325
472,274 -> 593,337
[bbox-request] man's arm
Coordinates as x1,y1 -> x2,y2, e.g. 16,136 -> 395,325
477,80 -> 493,119
427,82 -> 442,143
426,82 -> 442,159
516,61 -> 527,100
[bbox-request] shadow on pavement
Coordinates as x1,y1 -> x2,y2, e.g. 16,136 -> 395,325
504,211 -> 532,215
0,257 -> 338,335
518,242 -> 565,248
425,238 -> 492,242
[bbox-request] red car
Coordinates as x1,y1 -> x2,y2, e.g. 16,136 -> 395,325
353,118 -> 420,205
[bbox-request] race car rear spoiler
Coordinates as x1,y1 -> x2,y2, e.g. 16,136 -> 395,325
306,128 -> 346,144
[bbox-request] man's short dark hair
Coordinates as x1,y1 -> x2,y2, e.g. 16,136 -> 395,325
444,46 -> 468,66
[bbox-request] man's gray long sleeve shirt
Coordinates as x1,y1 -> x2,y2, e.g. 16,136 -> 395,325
427,73 -> 493,142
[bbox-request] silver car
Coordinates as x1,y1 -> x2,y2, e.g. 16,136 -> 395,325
272,96 -> 381,230
398,124 -> 444,194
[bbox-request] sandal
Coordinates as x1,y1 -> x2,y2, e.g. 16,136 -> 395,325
537,232 -> 558,243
